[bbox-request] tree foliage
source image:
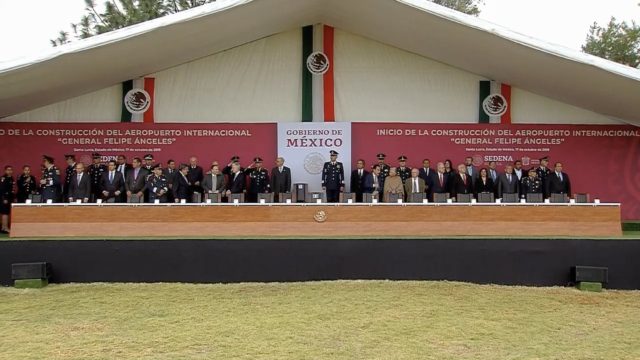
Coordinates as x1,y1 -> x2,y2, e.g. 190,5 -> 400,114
51,0 -> 482,46
431,0 -> 482,16
582,15 -> 640,68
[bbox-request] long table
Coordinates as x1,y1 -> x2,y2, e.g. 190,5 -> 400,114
9,203 -> 622,238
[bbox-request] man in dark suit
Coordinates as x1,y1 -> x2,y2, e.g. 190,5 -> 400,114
163,159 -> 178,203
350,159 -> 368,202
202,164 -> 226,195
362,165 -> 382,199
545,162 -> 571,198
226,162 -> 246,196
116,155 -> 132,178
431,162 -> 449,195
451,163 -> 474,199
270,157 -> 291,202
536,156 -> 551,195
187,156 -> 204,195
173,164 -> 192,203
322,150 -> 344,203
125,157 -> 149,202
497,165 -> 519,199
464,156 -> 478,186
68,162 -> 91,202
99,160 -> 125,202
418,158 -> 435,199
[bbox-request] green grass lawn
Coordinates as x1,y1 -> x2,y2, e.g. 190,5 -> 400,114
1,281 -> 639,359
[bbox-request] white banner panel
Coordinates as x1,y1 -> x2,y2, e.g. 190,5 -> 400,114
277,122 -> 352,192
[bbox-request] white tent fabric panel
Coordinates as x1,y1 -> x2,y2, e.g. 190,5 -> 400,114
151,29 -> 302,123
3,85 -> 121,122
511,88 -> 622,124
333,30 -> 486,123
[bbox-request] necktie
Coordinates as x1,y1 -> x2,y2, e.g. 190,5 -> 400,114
558,172 -> 563,181
359,170 -> 362,177
373,175 -> 378,187
77,174 -> 81,184
462,174 -> 466,185
507,174 -> 511,182
414,179 -> 418,193
109,172 -> 113,183
439,174 -> 443,187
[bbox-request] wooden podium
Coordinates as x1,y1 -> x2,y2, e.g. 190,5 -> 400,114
9,203 -> 622,238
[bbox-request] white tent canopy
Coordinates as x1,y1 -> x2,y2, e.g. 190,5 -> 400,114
1,0 -> 639,123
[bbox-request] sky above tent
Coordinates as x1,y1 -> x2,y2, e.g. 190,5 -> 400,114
0,0 -> 639,64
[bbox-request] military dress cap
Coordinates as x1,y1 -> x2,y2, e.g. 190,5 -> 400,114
330,150 -> 339,156
92,153 -> 101,158
42,155 -> 55,163
144,154 -> 154,160
231,155 -> 240,162
398,155 -> 407,161
253,157 -> 263,162
377,153 -> 386,160
539,156 -> 549,161
151,164 -> 162,170
64,154 -> 75,160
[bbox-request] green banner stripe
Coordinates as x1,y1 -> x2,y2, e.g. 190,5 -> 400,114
479,80 -> 490,124
301,25 -> 313,122
120,80 -> 133,123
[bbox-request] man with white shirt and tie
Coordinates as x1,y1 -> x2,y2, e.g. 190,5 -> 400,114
513,160 -> 524,181
99,160 -> 125,202
116,155 -> 131,178
404,168 -> 426,202
226,162 -> 246,196
68,162 -> 91,203
545,162 -> 571,198
350,159 -> 368,202
270,157 -> 292,202
418,158 -> 435,199
363,164 -> 382,200
431,162 -> 449,195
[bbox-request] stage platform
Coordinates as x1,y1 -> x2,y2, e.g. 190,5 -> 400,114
9,203 -> 622,238
1,237 -> 639,289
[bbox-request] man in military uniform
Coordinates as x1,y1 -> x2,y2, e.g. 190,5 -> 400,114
145,164 -> 169,203
521,169 -> 542,198
88,153 -> 106,202
245,157 -> 270,203
396,155 -> 411,184
62,154 -> 77,202
322,150 -> 344,203
16,165 -> 37,203
40,155 -> 61,203
536,156 -> 551,195
376,153 -> 390,180
143,154 -> 155,172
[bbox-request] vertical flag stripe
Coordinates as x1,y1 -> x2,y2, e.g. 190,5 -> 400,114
312,24 -> 324,122
323,25 -> 335,122
478,80 -> 490,124
143,77 -> 155,124
120,80 -> 133,123
500,83 -> 512,124
301,25 -> 313,122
